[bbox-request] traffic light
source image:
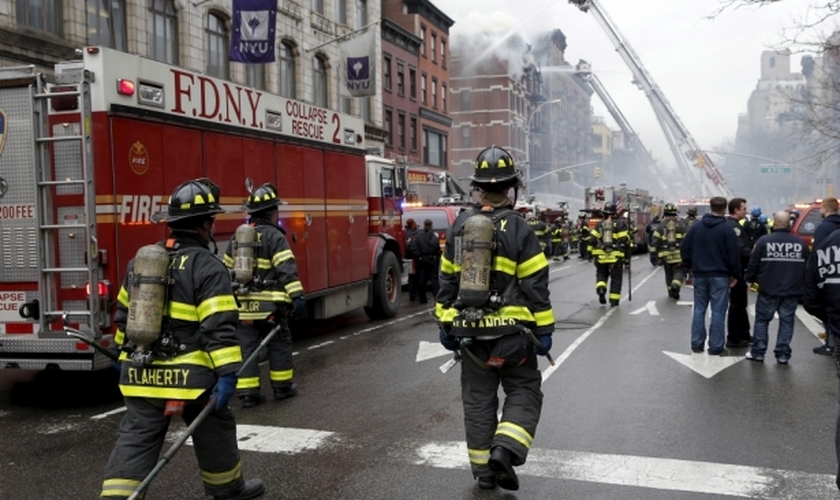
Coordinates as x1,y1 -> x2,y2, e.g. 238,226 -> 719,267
594,166 -> 601,178
696,152 -> 704,168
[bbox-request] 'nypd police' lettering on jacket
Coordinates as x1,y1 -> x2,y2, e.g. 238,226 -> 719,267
804,231 -> 840,338
745,230 -> 809,297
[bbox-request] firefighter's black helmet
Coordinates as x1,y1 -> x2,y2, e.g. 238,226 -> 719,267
687,206 -> 697,216
243,183 -> 285,214
151,178 -> 225,224
603,202 -> 617,215
470,146 -> 522,188
664,203 -> 678,216
578,211 -> 586,219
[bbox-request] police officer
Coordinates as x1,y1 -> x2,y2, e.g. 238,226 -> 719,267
725,197 -> 752,348
745,211 -> 809,363
415,218 -> 441,303
744,206 -> 769,250
404,218 -> 420,301
588,202 -> 632,306
436,145 -> 554,491
223,183 -> 305,408
550,217 -> 569,261
576,211 -> 591,259
102,179 -> 264,500
651,203 -> 688,300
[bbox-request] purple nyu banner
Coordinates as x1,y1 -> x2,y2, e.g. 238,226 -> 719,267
230,0 -> 276,63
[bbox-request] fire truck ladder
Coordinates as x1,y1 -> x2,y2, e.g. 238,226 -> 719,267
569,0 -> 733,199
32,70 -> 103,336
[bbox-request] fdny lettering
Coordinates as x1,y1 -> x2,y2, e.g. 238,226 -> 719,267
816,246 -> 840,279
120,195 -> 165,224
171,69 -> 263,129
764,242 -> 804,260
127,367 -> 190,386
499,219 -> 508,233
170,255 -> 189,270
455,316 -> 516,328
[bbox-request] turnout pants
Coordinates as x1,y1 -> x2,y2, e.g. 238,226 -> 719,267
461,338 -> 543,479
595,262 -> 623,303
663,262 -> 684,293
101,396 -> 244,499
236,314 -> 294,397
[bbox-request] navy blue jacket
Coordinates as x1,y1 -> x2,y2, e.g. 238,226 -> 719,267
680,213 -> 740,279
812,213 -> 840,248
745,229 -> 809,297
804,230 -> 840,339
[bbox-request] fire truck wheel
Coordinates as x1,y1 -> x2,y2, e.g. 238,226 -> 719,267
365,251 -> 401,319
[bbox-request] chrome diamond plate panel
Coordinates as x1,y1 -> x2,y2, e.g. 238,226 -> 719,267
52,122 -> 83,195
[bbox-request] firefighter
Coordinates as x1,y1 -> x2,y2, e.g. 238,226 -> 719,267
550,217 -> 570,261
684,206 -> 699,228
404,218 -> 420,301
651,203 -> 688,299
526,212 -> 550,257
436,145 -> 554,491
101,178 -> 264,500
588,202 -> 632,306
576,211 -> 591,259
223,183 -> 305,408
744,206 -> 769,250
415,218 -> 441,303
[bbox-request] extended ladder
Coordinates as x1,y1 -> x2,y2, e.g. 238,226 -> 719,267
31,69 -> 102,336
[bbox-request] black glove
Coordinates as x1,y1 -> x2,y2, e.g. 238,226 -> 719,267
439,329 -> 459,351
290,297 -> 306,320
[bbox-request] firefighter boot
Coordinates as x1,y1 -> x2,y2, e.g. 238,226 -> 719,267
488,446 -> 519,491
597,287 -> 607,305
240,394 -> 266,409
476,476 -> 496,490
214,478 -> 265,500
273,383 -> 299,400
669,284 -> 680,301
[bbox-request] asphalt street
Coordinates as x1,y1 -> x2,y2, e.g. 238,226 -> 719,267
1,255 -> 838,499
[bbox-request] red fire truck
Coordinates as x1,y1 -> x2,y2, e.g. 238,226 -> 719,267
0,47 -> 407,371
584,184 -> 655,252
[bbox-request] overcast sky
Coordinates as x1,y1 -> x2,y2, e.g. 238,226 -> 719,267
434,0 -> 819,171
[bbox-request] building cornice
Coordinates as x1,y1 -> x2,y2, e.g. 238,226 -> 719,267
404,0 -> 455,32
420,108 -> 452,127
382,19 -> 422,55
0,27 -> 78,69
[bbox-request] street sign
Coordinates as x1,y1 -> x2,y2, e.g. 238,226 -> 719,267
759,166 -> 792,174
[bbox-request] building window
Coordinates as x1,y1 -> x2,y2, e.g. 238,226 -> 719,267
461,90 -> 471,111
409,67 -> 417,99
431,33 -> 436,63
431,78 -> 437,109
770,56 -> 776,68
278,42 -> 296,98
356,0 -> 367,27
205,12 -> 229,79
311,0 -> 323,15
336,0 -> 347,24
383,56 -> 392,91
441,39 -> 446,69
420,27 -> 426,57
398,113 -> 405,149
148,0 -> 178,64
88,0 -> 127,50
410,117 -> 417,151
397,62 -> 405,96
421,74 -> 427,104
424,129 -> 447,167
16,0 -> 61,33
246,65 -> 265,90
461,125 -> 470,149
385,109 -> 393,146
442,83 -> 447,112
313,55 -> 328,107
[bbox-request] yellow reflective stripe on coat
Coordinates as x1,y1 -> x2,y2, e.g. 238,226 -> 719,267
533,309 -> 555,327
270,369 -> 293,382
117,286 -> 129,307
168,301 -> 200,321
493,256 -> 517,275
286,281 -> 303,294
440,255 -> 460,275
468,448 -> 491,465
101,478 -> 142,498
114,329 -> 125,346
222,254 -> 234,268
272,249 -> 294,267
238,311 -> 273,320
517,253 -> 548,279
210,345 -> 242,368
237,376 -> 260,390
255,258 -> 273,270
197,295 -> 238,321
436,302 -> 458,322
119,385 -> 206,399
495,421 -> 534,449
200,461 -> 242,486
236,290 -> 291,302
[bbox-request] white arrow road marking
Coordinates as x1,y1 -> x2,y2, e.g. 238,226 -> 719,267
663,351 -> 744,378
414,441 -> 836,499
416,340 -> 452,362
629,300 -> 659,316
170,425 -> 338,454
796,305 -> 824,341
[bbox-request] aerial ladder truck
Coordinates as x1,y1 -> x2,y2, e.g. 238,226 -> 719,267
569,0 -> 733,199
575,59 -> 666,191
